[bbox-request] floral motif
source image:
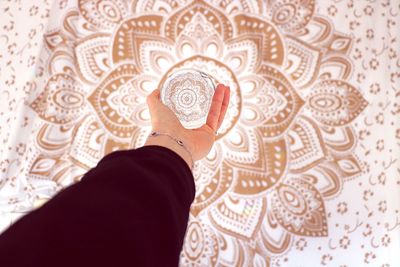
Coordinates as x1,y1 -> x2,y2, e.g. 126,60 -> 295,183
25,0 -> 369,265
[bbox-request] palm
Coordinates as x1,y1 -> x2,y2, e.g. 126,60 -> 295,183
147,84 -> 230,162
184,125 -> 215,160
181,84 -> 230,160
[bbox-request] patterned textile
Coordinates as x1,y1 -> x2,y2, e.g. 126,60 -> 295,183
0,0 -> 399,266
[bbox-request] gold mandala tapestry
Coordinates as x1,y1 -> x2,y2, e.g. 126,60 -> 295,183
0,0 -> 399,266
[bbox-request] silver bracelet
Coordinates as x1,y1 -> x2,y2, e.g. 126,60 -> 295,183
147,131 -> 194,170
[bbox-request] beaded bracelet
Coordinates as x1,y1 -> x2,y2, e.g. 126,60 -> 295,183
147,131 -> 194,170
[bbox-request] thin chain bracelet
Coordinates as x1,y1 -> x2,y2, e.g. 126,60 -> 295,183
147,131 -> 194,170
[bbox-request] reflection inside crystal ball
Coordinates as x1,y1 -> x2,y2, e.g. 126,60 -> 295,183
160,69 -> 215,129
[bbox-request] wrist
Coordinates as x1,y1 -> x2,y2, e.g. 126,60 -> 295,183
143,134 -> 193,170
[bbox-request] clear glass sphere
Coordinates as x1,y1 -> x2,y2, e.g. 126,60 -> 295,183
160,69 -> 216,129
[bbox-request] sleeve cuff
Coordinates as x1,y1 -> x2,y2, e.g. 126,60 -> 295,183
95,145 -> 196,202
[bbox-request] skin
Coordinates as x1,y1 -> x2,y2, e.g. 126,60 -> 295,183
143,84 -> 231,170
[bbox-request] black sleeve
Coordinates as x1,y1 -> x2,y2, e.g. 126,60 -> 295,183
0,145 -> 195,267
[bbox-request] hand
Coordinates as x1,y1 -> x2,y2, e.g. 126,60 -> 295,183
146,84 -> 231,161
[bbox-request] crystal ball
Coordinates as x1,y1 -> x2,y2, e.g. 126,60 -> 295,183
160,69 -> 216,129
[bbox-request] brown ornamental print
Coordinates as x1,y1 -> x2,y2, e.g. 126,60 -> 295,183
19,0 -> 372,265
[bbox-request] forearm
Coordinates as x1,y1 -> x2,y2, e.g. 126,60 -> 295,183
0,147 -> 195,266
143,134 -> 193,171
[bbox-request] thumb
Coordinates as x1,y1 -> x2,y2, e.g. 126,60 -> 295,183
146,89 -> 161,111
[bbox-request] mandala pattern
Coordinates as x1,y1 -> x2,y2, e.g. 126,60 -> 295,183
8,0 -> 400,266
160,69 -> 216,129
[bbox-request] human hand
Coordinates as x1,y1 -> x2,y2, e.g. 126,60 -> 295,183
146,84 -> 230,161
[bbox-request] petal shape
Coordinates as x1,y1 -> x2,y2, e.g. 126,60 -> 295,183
36,123 -> 74,152
240,74 -> 268,98
208,194 -> 266,239
232,14 -> 285,66
257,210 -> 292,253
30,74 -> 85,124
111,15 -> 164,64
267,0 -> 315,33
69,115 -> 106,169
319,125 -> 356,152
214,235 -> 246,266
287,116 -> 326,173
223,126 -> 261,167
253,253 -> 269,267
107,79 -> 145,121
271,177 -> 328,236
257,64 -> 305,138
28,154 -> 69,184
129,73 -> 159,97
75,33 -> 111,84
233,137 -> 287,195
307,80 -> 368,126
63,10 -> 98,37
175,34 -> 200,59
319,55 -> 353,81
181,220 -> 219,266
332,154 -> 363,179
308,164 -> 343,198
284,35 -> 321,88
224,37 -> 260,75
200,34 -> 224,59
44,31 -> 68,51
295,16 -> 333,45
44,10 -> 95,51
87,64 -> 140,138
78,0 -> 128,29
29,155 -> 58,179
164,0 -> 233,41
325,32 -> 353,55
241,102 -> 267,127
137,38 -> 176,75
190,161 -> 234,217
48,50 -> 77,77
176,11 -> 224,57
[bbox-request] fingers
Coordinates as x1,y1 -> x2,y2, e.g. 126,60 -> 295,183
148,88 -> 161,101
217,86 -> 230,130
154,89 -> 160,99
206,84 -> 227,131
146,89 -> 161,110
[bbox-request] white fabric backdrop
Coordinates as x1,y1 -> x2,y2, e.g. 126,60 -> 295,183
0,0 -> 399,266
